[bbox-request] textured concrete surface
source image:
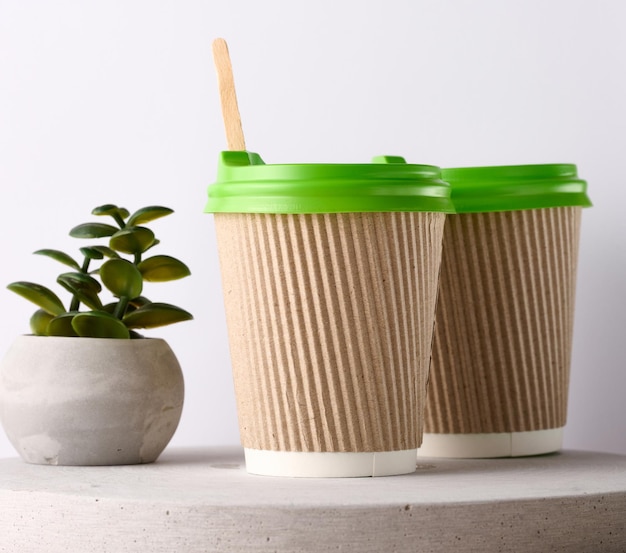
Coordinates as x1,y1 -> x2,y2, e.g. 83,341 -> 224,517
0,447 -> 624,551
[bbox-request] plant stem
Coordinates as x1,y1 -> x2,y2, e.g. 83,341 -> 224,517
69,296 -> 80,312
113,296 -> 130,320
69,256 -> 92,311
113,213 -> 126,228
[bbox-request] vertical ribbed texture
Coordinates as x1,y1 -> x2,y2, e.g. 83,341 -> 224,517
215,212 -> 445,452
425,207 -> 582,434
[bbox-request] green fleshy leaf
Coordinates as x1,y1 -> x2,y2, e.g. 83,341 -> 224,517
129,295 -> 151,308
33,249 -> 80,270
101,302 -> 117,314
117,296 -> 151,316
7,282 -> 65,316
69,222 -> 119,239
47,312 -> 79,337
100,259 -> 143,298
57,272 -> 103,310
123,302 -> 193,329
30,309 -> 55,336
127,206 -> 173,227
109,226 -> 155,255
92,204 -> 130,219
79,246 -> 105,260
102,298 -> 149,314
72,311 -> 130,339
145,238 -> 160,252
89,245 -> 120,258
92,204 -> 118,215
137,255 -> 191,282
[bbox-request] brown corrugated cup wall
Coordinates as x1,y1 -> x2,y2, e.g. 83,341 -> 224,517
216,211 -> 445,453
425,206 -> 582,434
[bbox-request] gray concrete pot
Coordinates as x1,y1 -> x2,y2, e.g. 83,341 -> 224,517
0,336 -> 184,465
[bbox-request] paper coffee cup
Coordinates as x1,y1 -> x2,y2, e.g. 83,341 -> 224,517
206,152 -> 453,476
420,164 -> 592,458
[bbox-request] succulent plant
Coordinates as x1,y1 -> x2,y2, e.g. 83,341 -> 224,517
8,204 -> 193,339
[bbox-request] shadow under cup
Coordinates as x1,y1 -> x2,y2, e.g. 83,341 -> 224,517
206,152 -> 453,477
420,164 -> 592,458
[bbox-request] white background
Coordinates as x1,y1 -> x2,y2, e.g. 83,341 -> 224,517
0,0 -> 624,459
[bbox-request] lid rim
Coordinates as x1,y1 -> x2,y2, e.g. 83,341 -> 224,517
441,164 -> 591,213
207,151 -> 454,215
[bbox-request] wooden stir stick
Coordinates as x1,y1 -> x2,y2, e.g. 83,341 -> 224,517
212,38 -> 246,151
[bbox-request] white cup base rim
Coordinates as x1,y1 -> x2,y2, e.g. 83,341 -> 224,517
243,448 -> 418,478
418,427 -> 564,458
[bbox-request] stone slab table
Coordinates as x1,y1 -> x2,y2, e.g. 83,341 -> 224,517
0,447 -> 625,552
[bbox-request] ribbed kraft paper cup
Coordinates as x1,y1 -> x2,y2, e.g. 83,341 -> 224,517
420,164 -> 591,459
206,152 -> 453,477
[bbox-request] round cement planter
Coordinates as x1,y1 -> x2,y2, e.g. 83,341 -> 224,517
0,336 -> 184,466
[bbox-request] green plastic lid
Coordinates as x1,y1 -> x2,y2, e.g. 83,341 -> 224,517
205,151 -> 454,214
442,164 -> 592,213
